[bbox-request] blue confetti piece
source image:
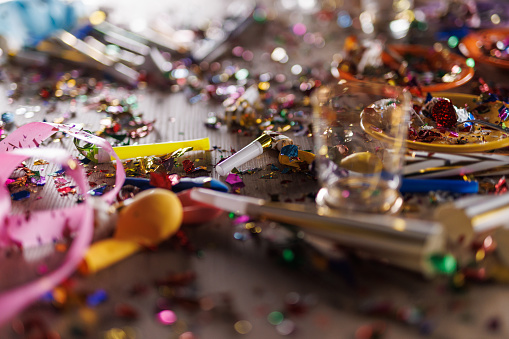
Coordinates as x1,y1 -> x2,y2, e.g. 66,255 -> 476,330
1,112 -> 14,124
73,23 -> 94,40
434,27 -> 469,41
88,184 -> 107,196
11,190 -> 30,201
189,94 -> 202,104
462,112 -> 476,128
499,105 -> 509,121
425,93 -> 433,103
49,169 -> 65,176
485,93 -> 499,103
80,157 -> 92,165
31,176 -> 46,186
40,291 -> 54,302
86,289 -> 108,307
280,144 -> 298,158
281,168 -> 291,174
233,232 -> 246,241
271,164 -> 279,171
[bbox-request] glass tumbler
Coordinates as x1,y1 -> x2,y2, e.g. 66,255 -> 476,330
311,80 -> 411,214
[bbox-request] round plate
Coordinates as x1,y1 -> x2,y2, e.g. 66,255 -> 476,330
360,92 -> 509,153
338,44 -> 475,92
460,28 -> 509,69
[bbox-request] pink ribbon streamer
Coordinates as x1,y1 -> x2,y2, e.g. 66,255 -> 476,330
0,122 -> 125,203
0,122 -> 126,325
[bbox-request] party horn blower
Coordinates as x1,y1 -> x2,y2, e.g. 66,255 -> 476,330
434,192 -> 509,246
216,133 -> 272,176
80,189 -> 183,274
216,132 -> 293,176
189,188 -> 452,277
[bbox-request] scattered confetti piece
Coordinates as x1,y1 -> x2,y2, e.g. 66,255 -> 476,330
11,190 -> 30,201
280,144 -> 299,158
225,173 -> 244,188
86,289 -> 108,307
57,186 -> 76,196
150,172 -> 180,190
261,172 -> 277,179
157,309 -> 178,325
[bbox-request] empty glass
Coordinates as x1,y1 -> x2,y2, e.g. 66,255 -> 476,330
311,80 -> 411,214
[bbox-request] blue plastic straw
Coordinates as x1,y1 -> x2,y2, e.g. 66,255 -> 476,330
400,178 -> 478,194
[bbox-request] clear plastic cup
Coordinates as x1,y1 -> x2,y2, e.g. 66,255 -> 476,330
311,80 -> 411,214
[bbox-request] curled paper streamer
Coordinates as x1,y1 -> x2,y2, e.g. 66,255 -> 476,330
0,122 -> 125,325
0,122 -> 125,202
0,148 -> 92,324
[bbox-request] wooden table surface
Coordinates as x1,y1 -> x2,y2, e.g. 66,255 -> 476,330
2,1 -> 509,338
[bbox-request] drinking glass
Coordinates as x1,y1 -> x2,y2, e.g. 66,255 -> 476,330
311,80 -> 411,214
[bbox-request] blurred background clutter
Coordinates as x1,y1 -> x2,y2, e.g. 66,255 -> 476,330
3,0 -> 509,338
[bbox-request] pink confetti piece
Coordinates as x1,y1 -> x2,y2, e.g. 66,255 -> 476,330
54,177 -> 69,186
226,173 -> 245,190
225,173 -> 243,185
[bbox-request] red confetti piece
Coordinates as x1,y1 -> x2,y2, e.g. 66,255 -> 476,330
495,177 -> 507,194
182,159 -> 195,173
57,186 -> 76,195
149,172 -> 180,189
115,303 -> 139,320
39,88 -> 51,99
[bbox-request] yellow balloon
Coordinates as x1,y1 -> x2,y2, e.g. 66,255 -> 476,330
81,189 -> 183,275
115,188 -> 183,246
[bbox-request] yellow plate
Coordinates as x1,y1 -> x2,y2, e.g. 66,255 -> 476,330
461,28 -> 509,69
360,92 -> 509,153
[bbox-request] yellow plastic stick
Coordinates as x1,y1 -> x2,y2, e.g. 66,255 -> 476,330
104,137 -> 210,161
